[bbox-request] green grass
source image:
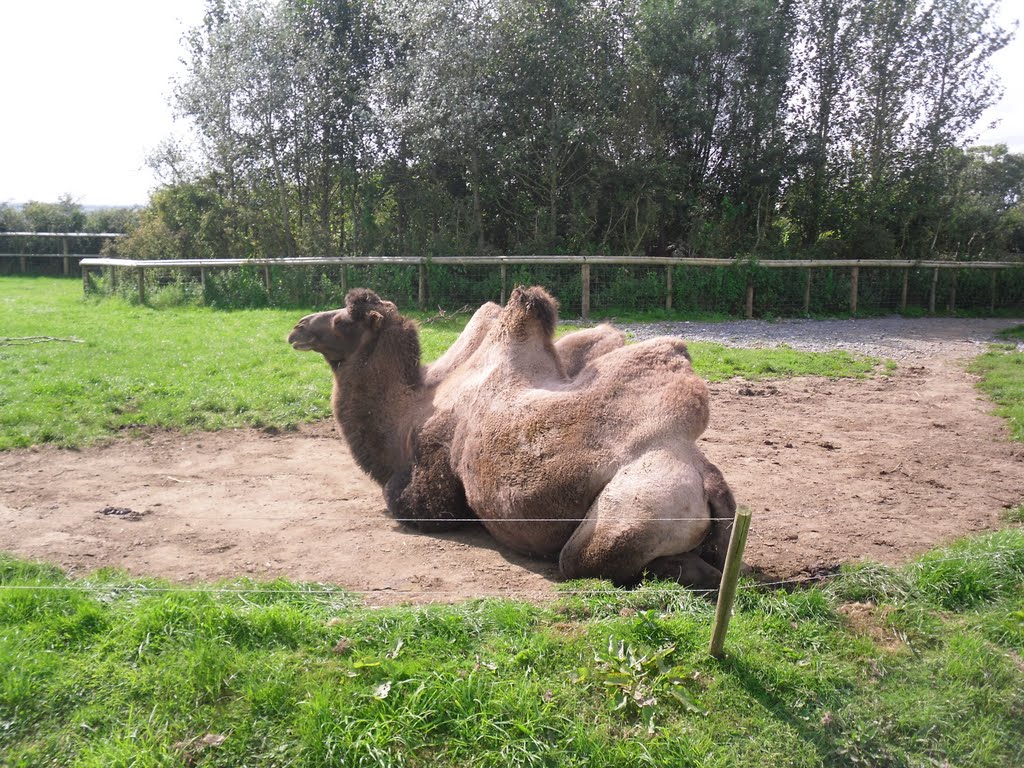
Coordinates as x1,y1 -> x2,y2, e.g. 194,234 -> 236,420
969,343 -> 1024,441
0,277 -> 882,450
3,277 -> 1023,765
688,342 -> 878,381
1,530 -> 1022,767
995,324 -> 1024,342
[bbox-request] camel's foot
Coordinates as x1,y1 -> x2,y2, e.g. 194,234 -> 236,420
383,466 -> 476,533
401,517 -> 476,533
644,553 -> 723,591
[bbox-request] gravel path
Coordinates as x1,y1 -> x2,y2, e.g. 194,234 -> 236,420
618,316 -> 1024,361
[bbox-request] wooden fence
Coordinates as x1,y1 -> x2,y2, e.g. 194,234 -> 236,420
0,232 -> 124,276
79,255 -> 1024,319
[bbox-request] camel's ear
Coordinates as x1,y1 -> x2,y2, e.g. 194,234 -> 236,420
366,310 -> 384,330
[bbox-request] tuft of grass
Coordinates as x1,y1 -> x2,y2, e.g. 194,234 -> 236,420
969,344 -> 1024,441
995,324 -> 1024,341
688,342 -> 880,381
824,561 -> 913,604
1006,503 -> 1024,524
908,529 -> 1024,610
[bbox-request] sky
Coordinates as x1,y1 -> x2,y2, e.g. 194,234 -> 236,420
1,0 -> 1022,209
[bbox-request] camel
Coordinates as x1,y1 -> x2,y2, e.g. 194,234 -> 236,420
287,286 -> 736,588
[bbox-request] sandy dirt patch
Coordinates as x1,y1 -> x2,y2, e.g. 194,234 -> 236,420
2,323 -> 1022,604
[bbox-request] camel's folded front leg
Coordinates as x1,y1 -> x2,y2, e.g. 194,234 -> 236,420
383,426 -> 476,533
557,444 -> 713,586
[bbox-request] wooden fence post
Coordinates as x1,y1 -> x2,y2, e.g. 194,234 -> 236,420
900,269 -> 909,313
929,268 -> 939,314
199,267 -> 206,291
418,263 -> 426,309
137,267 -> 146,304
581,263 -> 591,319
82,265 -> 91,293
803,270 -> 811,315
110,265 -> 118,292
666,266 -> 673,311
340,265 -> 348,295
62,236 -> 70,275
709,507 -> 753,659
849,266 -> 859,316
745,277 -> 754,319
500,263 -> 508,305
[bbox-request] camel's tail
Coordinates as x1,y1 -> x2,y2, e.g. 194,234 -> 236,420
699,458 -> 737,573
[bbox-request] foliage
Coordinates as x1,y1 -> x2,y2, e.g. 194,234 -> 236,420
0,198 -> 137,267
1,529 -> 1022,766
130,0 -> 1016,267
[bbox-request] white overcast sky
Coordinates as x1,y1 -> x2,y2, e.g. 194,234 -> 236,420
1,0 -> 1022,208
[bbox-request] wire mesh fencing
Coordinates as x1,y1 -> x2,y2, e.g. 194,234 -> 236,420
76,256 -> 1024,318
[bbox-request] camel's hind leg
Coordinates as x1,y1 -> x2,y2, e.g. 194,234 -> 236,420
696,456 -> 737,572
558,446 -> 720,588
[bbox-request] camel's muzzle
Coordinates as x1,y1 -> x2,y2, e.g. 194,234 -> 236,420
287,322 -> 314,350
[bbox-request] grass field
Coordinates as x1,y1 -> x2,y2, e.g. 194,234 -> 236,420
969,325 -> 1024,441
2,277 -> 1022,766
0,277 -> 879,450
1,530 -> 1023,767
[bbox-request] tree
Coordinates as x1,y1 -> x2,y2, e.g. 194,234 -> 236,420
637,0 -> 795,256
21,196 -> 85,233
377,0 -> 504,254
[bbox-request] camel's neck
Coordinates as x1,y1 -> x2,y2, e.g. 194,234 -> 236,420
331,323 -> 427,486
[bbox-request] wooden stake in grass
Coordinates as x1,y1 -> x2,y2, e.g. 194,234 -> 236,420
709,506 -> 753,659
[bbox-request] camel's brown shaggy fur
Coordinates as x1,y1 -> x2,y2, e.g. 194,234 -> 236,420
288,286 -> 736,587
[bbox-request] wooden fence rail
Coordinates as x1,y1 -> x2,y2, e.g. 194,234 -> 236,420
78,255 -> 1024,319
0,232 -> 124,276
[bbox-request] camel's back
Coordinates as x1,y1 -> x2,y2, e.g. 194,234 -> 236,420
449,335 -> 711,530
537,336 -> 709,442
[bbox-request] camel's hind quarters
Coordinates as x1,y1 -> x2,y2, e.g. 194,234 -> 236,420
288,286 -> 737,590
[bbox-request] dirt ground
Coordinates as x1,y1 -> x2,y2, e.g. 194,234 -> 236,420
2,323 -> 1022,604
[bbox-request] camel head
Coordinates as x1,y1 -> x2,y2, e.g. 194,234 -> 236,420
287,288 -> 398,365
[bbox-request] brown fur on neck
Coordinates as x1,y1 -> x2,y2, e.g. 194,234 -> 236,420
331,303 -> 426,485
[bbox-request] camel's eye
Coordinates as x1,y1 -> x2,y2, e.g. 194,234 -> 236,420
331,313 -> 364,340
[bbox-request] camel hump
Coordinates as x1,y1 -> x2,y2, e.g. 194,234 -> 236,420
501,285 -> 559,339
